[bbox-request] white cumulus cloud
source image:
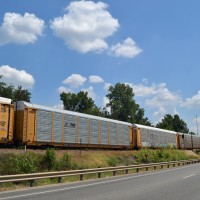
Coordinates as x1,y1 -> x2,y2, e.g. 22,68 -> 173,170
110,37 -> 142,58
127,81 -> 181,124
0,12 -> 45,45
50,0 -> 119,53
53,101 -> 64,109
126,82 -> 158,97
82,86 -> 97,100
0,65 -> 35,89
145,87 -> 181,108
104,82 -> 112,91
57,86 -> 72,93
89,75 -> 104,83
181,91 -> 200,108
63,74 -> 87,88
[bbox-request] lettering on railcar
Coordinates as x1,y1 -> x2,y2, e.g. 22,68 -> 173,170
64,122 -> 76,128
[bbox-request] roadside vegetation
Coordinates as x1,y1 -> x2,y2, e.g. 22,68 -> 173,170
0,148 -> 198,191
0,148 -> 195,176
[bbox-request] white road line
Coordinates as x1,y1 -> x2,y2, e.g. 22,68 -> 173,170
0,163 -> 200,200
183,174 -> 196,179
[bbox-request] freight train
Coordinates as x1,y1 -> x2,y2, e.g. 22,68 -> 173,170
0,97 -> 199,149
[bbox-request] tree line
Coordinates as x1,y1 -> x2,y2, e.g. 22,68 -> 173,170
0,75 -> 192,134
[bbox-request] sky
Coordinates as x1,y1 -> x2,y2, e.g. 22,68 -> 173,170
0,0 -> 200,133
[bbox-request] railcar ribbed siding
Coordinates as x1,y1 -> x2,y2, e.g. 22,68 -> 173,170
77,116 -> 88,144
123,125 -> 130,146
110,122 -> 117,145
118,124 -> 123,145
64,114 -> 76,144
54,112 -> 62,143
90,119 -> 98,144
36,110 -> 52,142
100,121 -> 109,145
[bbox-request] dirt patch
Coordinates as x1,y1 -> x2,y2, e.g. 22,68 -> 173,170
184,150 -> 199,158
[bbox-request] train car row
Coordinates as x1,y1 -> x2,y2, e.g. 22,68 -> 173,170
0,97 -> 199,149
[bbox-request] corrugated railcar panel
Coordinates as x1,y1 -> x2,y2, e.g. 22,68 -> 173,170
36,110 -> 52,142
110,122 -> 117,145
64,114 -> 76,143
171,134 -> 177,146
77,117 -> 88,144
149,129 -> 155,147
141,128 -> 149,147
118,124 -> 123,145
90,119 -> 98,144
100,121 -> 108,145
124,125 -> 130,146
54,112 -> 62,143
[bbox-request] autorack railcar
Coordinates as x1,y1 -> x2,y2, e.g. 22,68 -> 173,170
133,124 -> 178,148
178,133 -> 200,149
14,101 -> 135,149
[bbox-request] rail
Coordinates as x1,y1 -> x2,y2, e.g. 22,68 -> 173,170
0,159 -> 199,187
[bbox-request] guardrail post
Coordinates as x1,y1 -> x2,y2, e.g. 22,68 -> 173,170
146,167 -> 149,171
173,164 -> 175,167
125,169 -> 128,174
58,177 -> 62,183
113,171 -> 116,176
154,166 -> 156,170
98,172 -> 101,178
161,165 -> 163,169
167,164 -> 170,168
80,174 -> 83,181
29,180 -> 34,187
136,168 -> 139,173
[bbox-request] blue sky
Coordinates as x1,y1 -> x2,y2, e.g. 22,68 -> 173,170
0,0 -> 200,132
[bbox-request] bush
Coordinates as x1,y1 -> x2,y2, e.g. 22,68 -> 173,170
0,152 -> 40,175
41,149 -> 57,171
134,149 -> 189,164
57,153 -> 72,171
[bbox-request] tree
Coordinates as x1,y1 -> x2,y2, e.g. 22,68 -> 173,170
156,114 -> 189,133
0,75 -> 31,102
106,83 -> 151,125
189,131 -> 196,135
60,91 -> 102,115
13,86 -> 31,102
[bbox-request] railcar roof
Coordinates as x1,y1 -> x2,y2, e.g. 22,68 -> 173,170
0,97 -> 12,104
16,101 -> 132,126
179,132 -> 200,138
133,123 -> 177,134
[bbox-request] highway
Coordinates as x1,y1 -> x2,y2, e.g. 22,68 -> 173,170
1,163 -> 200,200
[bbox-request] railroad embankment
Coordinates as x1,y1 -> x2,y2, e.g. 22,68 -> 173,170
0,148 -> 198,175
0,148 -> 199,191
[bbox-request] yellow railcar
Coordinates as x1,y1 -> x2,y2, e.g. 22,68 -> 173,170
0,97 -> 14,144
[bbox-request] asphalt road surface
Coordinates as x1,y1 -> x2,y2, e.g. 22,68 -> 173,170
1,163 -> 200,200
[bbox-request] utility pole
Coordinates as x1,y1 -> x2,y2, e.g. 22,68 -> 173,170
196,115 -> 198,136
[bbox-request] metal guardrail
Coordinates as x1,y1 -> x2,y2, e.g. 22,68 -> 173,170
0,159 -> 199,187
